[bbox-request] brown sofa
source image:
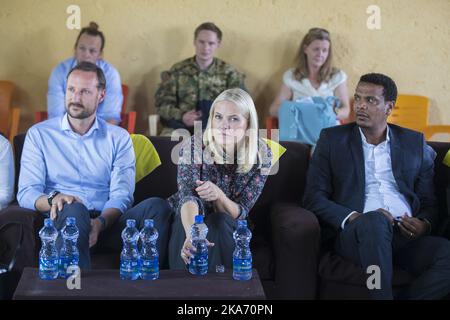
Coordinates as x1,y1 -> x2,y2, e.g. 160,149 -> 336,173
1,134 -> 320,299
2,134 -> 449,300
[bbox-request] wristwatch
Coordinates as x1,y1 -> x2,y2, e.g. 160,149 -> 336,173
47,191 -> 60,206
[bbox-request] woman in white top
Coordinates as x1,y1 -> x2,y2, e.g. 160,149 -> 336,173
269,28 -> 350,121
0,134 -> 14,210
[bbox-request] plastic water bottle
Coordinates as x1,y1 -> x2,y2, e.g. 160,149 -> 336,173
58,217 -> 79,278
233,220 -> 252,281
120,219 -> 140,280
188,215 -> 208,276
140,219 -> 159,280
38,218 -> 59,280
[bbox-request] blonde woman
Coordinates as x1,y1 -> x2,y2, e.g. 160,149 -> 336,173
269,28 -> 350,121
167,88 -> 272,270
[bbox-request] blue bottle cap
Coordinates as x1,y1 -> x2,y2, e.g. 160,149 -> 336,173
194,215 -> 204,224
144,219 -> 154,228
126,219 -> 136,227
44,218 -> 53,226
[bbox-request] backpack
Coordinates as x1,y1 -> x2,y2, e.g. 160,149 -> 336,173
278,96 -> 340,147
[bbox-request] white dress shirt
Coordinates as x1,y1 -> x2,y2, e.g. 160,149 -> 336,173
0,135 -> 14,210
341,127 -> 412,229
283,69 -> 347,102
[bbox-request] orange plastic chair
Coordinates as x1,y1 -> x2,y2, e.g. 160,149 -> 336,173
35,84 -> 136,134
388,94 -> 429,132
120,84 -> 137,134
0,80 -> 21,143
265,116 -> 278,139
388,94 -> 450,141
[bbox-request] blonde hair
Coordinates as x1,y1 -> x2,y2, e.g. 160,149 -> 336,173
203,88 -> 259,173
293,27 -> 338,83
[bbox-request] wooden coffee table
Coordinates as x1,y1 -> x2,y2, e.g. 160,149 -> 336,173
13,267 -> 266,300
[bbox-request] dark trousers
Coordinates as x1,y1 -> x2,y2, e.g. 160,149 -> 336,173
335,211 -> 450,299
0,205 -> 41,271
54,197 -> 172,270
168,207 -> 237,271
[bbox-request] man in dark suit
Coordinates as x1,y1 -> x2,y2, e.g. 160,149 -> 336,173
304,73 -> 450,299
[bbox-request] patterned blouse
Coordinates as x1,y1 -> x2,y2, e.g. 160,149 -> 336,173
167,135 -> 272,220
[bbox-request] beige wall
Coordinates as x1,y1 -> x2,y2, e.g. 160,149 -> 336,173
1,0 -> 449,135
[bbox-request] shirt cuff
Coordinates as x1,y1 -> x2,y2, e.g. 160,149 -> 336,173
21,191 -> 47,211
341,211 -> 358,230
103,199 -> 130,214
419,218 -> 432,234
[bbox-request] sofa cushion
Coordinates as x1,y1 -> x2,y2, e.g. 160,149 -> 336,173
250,141 -> 310,237
251,235 -> 274,280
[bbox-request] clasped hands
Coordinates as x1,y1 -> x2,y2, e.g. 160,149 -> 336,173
347,209 -> 428,239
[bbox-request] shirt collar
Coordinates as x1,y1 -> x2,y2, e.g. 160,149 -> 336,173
359,125 -> 390,146
191,56 -> 217,73
61,113 -> 99,136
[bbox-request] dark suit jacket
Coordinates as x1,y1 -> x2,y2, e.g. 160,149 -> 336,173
303,123 -> 438,245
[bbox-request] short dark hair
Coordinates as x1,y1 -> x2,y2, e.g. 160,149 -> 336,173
359,73 -> 398,103
74,21 -> 105,51
66,61 -> 106,90
194,22 -> 222,41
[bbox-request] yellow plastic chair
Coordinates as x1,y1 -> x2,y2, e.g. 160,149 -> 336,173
387,94 -> 450,140
262,138 -> 287,167
423,125 -> 450,141
388,94 -> 429,132
0,81 -> 21,142
131,134 -> 161,183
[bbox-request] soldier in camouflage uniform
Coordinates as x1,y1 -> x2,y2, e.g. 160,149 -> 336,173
155,22 -> 246,135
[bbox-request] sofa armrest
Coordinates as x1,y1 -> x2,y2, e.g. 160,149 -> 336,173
270,203 -> 320,299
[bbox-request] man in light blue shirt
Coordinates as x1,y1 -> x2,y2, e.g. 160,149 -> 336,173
19,62 -> 171,270
47,22 -> 122,124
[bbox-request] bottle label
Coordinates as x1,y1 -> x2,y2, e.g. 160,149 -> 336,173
59,256 -> 79,278
193,255 -> 208,268
39,256 -> 59,279
120,260 -> 139,272
233,258 -> 252,273
141,259 -> 159,273
39,257 -> 59,271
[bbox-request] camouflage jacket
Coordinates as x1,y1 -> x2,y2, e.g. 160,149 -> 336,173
155,56 -> 246,122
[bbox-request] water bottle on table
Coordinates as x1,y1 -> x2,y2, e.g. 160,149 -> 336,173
233,220 -> 252,281
39,218 -> 59,280
59,217 -> 79,278
120,219 -> 140,280
188,215 -> 208,276
140,219 -> 159,280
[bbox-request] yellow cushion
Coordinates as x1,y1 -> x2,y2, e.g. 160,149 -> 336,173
443,149 -> 450,167
262,138 -> 287,166
131,134 -> 161,183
